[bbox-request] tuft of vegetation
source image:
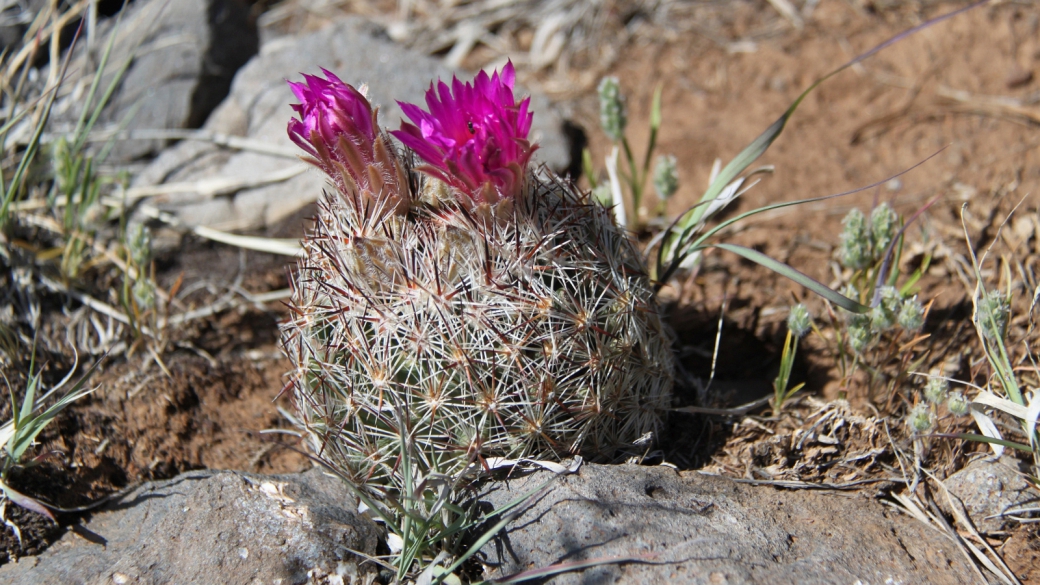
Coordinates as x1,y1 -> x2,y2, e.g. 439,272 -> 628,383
584,76 -> 672,230
0,347 -> 100,536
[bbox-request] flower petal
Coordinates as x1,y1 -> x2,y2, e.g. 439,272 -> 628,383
394,61 -> 535,202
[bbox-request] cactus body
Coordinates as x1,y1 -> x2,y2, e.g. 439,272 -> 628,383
281,66 -> 674,496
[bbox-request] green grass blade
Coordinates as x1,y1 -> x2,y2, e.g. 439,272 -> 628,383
642,84 -> 663,174
899,253 -> 931,296
712,243 -> 869,313
582,148 -> 597,189
7,357 -> 103,464
18,340 -> 40,425
656,149 -> 944,286
17,374 -> 39,427
951,433 -> 1033,452
73,1 -> 129,148
78,56 -> 133,155
433,478 -> 557,585
496,553 -> 659,584
0,21 -> 84,226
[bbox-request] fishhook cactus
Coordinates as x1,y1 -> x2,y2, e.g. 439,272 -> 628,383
281,64 -> 674,496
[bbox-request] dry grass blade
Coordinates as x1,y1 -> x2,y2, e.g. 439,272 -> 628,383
11,163 -> 310,213
0,0 -> 90,90
73,128 -> 301,158
192,227 -> 301,257
888,492 -> 993,585
931,474 -> 1021,585
132,201 -> 302,256
937,85 -> 1040,125
765,0 -> 804,30
973,390 -> 1030,420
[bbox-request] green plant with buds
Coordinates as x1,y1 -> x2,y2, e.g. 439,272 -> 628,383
50,136 -> 107,282
113,220 -> 165,348
907,403 -> 934,434
597,77 -> 627,142
653,154 -> 679,215
584,79 -> 675,230
817,202 -> 934,403
773,303 -> 813,415
905,374 -> 971,445
976,289 -> 1010,341
951,223 -> 1039,481
923,377 -> 949,404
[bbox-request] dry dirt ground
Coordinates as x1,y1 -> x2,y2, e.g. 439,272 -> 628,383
2,0 -> 1040,579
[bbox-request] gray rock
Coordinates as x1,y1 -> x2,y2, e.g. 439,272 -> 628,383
0,0 -> 45,56
479,464 -> 979,585
0,469 -> 380,585
943,455 -> 1037,533
132,16 -> 573,235
52,0 -> 258,163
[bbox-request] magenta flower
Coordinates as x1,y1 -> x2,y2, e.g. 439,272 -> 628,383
288,70 -> 407,213
391,62 -> 536,204
288,69 -> 375,159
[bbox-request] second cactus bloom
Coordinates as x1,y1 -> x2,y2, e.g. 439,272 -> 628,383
392,62 -> 536,205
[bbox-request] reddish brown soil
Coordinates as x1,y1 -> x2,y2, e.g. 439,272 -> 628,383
0,228 -> 316,561
568,0 -> 1040,406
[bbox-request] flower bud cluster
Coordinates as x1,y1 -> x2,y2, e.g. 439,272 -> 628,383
133,278 -> 155,309
838,203 -> 901,270
923,377 -> 949,404
976,289 -> 1010,341
870,203 -> 899,257
906,375 -> 971,437
907,404 -> 933,433
787,303 -> 813,338
846,312 -> 874,354
897,296 -> 925,331
653,155 -> 679,202
839,208 -> 871,270
947,392 -> 970,416
843,284 -> 925,355
127,223 -> 152,268
598,77 -> 627,142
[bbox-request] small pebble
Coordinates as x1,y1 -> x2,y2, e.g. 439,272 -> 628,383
1006,67 -> 1034,89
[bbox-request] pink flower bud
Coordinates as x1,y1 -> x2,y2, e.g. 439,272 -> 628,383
288,70 -> 407,214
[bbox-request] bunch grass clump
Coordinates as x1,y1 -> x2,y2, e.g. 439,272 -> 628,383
817,202 -> 933,402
